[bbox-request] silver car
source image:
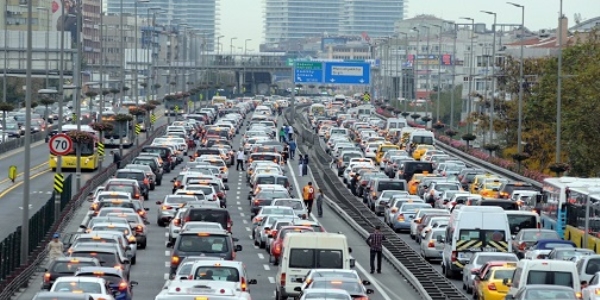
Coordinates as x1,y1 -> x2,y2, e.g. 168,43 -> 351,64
155,195 -> 197,227
374,190 -> 409,216
253,215 -> 291,248
271,198 -> 307,218
462,252 -> 518,294
419,228 -> 445,262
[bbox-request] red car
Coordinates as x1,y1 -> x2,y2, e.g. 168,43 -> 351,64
269,226 -> 314,265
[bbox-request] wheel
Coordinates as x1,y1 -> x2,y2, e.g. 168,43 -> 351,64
275,290 -> 282,300
157,220 -> 165,227
131,256 -> 137,265
139,241 -> 147,250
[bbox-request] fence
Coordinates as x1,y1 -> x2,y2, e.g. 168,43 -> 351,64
0,124 -> 167,298
0,174 -> 72,282
0,131 -> 45,155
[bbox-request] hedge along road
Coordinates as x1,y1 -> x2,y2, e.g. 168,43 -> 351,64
0,109 -> 168,241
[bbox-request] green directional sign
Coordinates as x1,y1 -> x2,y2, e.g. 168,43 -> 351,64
286,58 -> 295,67
295,61 -> 322,70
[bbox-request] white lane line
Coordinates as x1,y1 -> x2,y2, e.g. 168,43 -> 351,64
236,201 -> 241,205
165,251 -> 170,257
286,158 -> 303,199
164,273 -> 170,280
263,264 -> 270,271
354,258 -> 401,300
245,227 -> 251,232
242,220 -> 248,224
236,196 -> 240,200
258,253 -> 265,259
240,212 -> 245,217
237,191 -> 241,194
238,206 -> 242,210
268,277 -> 275,284
164,261 -> 170,268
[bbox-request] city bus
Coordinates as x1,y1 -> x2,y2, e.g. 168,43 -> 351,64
165,94 -> 185,116
49,124 -> 100,171
101,110 -> 134,147
308,103 -> 326,119
559,185 -> 600,251
211,96 -> 227,105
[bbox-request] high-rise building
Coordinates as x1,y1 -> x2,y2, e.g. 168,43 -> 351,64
264,0 -> 342,44
264,0 -> 405,44
106,0 -> 218,50
340,0 -> 405,37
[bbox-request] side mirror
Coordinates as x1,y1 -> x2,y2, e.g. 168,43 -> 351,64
362,280 -> 371,285
123,259 -> 130,265
502,278 -> 511,286
156,201 -> 162,205
294,287 -> 302,292
511,235 -> 516,240
171,178 -> 175,182
224,184 -> 230,190
248,279 -> 257,284
348,247 -> 352,253
179,276 -> 188,280
144,208 -> 149,211
366,289 -> 375,294
79,225 -> 87,229
166,241 -> 173,248
235,245 -> 243,252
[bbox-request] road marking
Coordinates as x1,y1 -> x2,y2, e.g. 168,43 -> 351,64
164,261 -> 170,268
236,191 -> 241,194
240,212 -> 245,217
245,227 -> 251,232
0,169 -> 51,199
236,196 -> 240,200
258,253 -> 264,260
165,251 -> 170,257
237,206 -> 242,210
242,220 -> 248,224
163,273 -> 170,280
263,264 -> 270,270
354,261 -> 402,300
236,201 -> 241,205
268,277 -> 275,284
248,235 -> 253,240
18,204 -> 33,210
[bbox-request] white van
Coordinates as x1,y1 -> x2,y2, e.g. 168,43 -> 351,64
386,118 -> 407,131
410,130 -> 435,146
275,232 -> 355,300
506,259 -> 581,298
442,206 -> 512,278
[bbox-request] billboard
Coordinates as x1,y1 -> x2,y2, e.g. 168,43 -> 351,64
52,0 -> 78,43
321,37 -> 347,51
407,54 -> 453,66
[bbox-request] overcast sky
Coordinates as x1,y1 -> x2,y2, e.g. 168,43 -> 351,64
221,0 -> 600,50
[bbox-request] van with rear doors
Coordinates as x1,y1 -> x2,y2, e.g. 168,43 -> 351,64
505,259 -> 581,299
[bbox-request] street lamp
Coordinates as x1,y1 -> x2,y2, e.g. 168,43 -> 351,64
36,7 -> 50,88
482,10 -> 498,143
396,32 -> 408,112
230,37 -> 237,55
508,2 -> 525,157
216,35 -> 224,54
431,24 -> 442,123
460,17 -> 475,135
556,0 -> 564,163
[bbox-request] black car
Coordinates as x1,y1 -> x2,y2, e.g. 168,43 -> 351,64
140,146 -> 173,172
131,157 -> 163,185
41,257 -> 101,290
181,207 -> 232,232
114,169 -> 150,199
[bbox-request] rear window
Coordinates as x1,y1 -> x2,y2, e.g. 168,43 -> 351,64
116,172 -> 144,181
105,185 -> 134,194
502,183 -> 535,194
187,186 -> 213,195
251,154 -> 279,162
377,181 -> 406,191
193,266 -> 239,281
71,251 -> 116,265
100,201 -> 134,209
492,269 -> 514,279
78,273 -> 122,285
187,210 -> 228,224
289,249 -> 343,269
526,270 -> 573,287
142,147 -> 167,157
273,200 -> 303,210
507,215 -> 538,233
51,261 -> 97,273
404,162 -> 434,172
177,234 -> 229,253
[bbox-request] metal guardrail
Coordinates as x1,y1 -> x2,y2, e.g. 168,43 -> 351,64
287,105 -> 468,300
372,112 -> 543,189
0,124 -> 167,299
0,131 -> 45,155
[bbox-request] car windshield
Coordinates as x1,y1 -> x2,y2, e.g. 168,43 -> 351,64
177,235 -> 229,253
193,266 -> 239,281
261,207 -> 294,216
435,184 -> 459,191
97,194 -> 129,201
401,204 -> 431,212
53,282 -> 103,293
116,172 -> 144,181
70,252 -> 116,265
256,191 -> 289,200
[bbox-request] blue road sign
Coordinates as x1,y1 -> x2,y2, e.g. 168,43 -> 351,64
294,61 -> 324,83
324,62 -> 371,85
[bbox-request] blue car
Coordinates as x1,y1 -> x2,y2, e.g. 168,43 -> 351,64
525,239 -> 576,259
74,266 -> 138,300
391,202 -> 432,233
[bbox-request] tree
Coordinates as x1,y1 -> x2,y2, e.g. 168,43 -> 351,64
428,85 -> 463,125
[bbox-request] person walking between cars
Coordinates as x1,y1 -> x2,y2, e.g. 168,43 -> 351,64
366,226 -> 386,274
288,140 -> 296,159
236,148 -> 245,171
47,233 -> 64,264
282,144 -> 289,163
298,154 -> 304,174
287,125 -> 294,141
316,189 -> 324,217
303,182 -> 316,215
301,155 -> 309,176
111,150 -> 121,169
279,127 -> 286,143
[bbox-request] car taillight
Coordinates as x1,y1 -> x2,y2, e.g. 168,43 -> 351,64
397,214 -> 405,221
136,225 -> 143,232
173,218 -> 181,226
428,240 -> 435,248
354,297 -> 369,300
119,281 -> 128,291
487,283 -> 497,291
43,272 -> 51,283
451,251 -> 457,262
537,255 -> 545,259
217,191 -> 224,198
171,256 -> 180,265
162,205 -> 172,210
280,273 -> 286,287
241,277 -> 247,291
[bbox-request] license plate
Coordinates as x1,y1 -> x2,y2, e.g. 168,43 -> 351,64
482,247 -> 498,252
190,288 -> 214,294
458,252 -> 473,259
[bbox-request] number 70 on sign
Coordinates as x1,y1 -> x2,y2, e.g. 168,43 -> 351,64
49,134 -> 74,156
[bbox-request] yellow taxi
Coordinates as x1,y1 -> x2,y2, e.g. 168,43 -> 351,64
408,173 -> 431,195
375,143 -> 401,165
469,174 -> 498,194
412,144 -> 435,160
475,263 -> 516,300
476,178 -> 508,198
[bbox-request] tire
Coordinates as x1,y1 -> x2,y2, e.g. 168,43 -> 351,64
139,241 -> 147,250
157,220 -> 165,227
131,256 -> 137,265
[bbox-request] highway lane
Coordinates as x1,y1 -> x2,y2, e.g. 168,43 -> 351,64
15,111 -> 422,300
0,112 -> 168,241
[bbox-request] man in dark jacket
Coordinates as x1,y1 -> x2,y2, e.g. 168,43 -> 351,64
350,173 -> 359,196
301,155 -> 309,176
111,150 -> 121,169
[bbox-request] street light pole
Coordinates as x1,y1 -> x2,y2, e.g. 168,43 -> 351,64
420,25 -> 431,119
21,0 -> 34,262
75,0 -> 83,191
397,32 -> 408,111
119,0 -> 125,104
450,24 -> 458,128
134,0 -> 150,107
461,17 -> 475,135
230,37 -> 237,56
412,27 -> 420,114
556,0 -> 564,163
38,89 -> 59,219
37,7 -> 50,88
482,10 -> 497,143
432,24 -> 442,122
508,2 -> 525,156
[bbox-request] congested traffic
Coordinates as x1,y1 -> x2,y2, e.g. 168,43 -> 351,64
309,94 -> 595,300
32,95 -> 377,300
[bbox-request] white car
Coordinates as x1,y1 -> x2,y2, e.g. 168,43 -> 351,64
50,276 -> 115,300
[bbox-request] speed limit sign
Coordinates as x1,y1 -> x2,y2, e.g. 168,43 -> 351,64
49,133 -> 73,156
